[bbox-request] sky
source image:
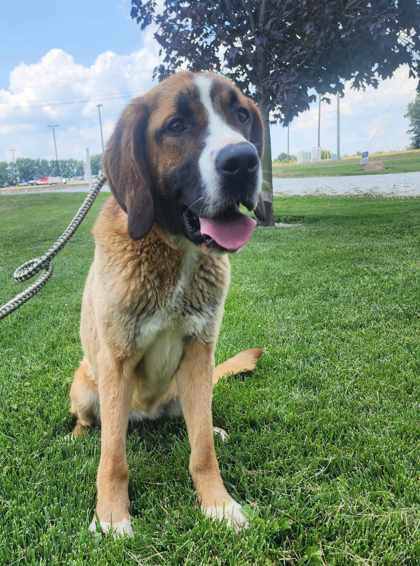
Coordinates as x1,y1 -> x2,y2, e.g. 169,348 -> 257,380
0,1 -> 418,163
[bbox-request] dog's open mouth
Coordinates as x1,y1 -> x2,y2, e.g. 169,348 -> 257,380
182,205 -> 256,252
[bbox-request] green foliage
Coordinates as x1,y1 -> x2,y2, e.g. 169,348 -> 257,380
0,161 -> 16,186
0,162 -> 8,186
0,194 -> 419,563
0,156 -> 102,186
15,158 -> 85,182
405,93 -> 420,149
90,154 -> 102,176
273,149 -> 420,178
321,149 -> 332,160
131,0 -> 420,224
276,152 -> 297,162
131,1 -> 420,124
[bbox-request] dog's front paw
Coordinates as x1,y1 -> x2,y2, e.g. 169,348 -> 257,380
213,426 -> 229,442
202,499 -> 249,531
89,516 -> 133,537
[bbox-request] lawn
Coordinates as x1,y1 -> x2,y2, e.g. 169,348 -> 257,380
0,193 -> 419,564
272,149 -> 420,178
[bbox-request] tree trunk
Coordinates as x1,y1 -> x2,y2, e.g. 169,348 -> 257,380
255,103 -> 275,226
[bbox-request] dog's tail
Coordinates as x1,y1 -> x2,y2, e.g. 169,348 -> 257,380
213,348 -> 263,385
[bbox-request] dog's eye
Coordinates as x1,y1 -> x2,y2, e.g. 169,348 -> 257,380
237,107 -> 250,123
166,117 -> 187,134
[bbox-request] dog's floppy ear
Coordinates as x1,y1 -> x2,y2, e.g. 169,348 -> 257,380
249,100 -> 264,158
104,98 -> 154,240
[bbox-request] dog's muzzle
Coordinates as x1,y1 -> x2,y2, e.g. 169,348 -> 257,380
216,142 -> 259,211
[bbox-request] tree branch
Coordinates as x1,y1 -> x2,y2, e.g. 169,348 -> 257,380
258,0 -> 267,27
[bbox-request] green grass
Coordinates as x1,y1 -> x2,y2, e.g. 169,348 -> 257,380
273,149 -> 420,178
0,193 -> 419,564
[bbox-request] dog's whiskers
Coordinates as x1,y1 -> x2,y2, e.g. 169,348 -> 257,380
185,195 -> 208,216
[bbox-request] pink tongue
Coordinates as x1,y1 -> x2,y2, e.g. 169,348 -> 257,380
199,213 -> 256,251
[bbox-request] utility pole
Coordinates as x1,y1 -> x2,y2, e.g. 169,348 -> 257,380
317,95 -> 321,150
97,104 -> 105,154
336,93 -> 341,160
48,124 -> 60,176
9,148 -> 17,185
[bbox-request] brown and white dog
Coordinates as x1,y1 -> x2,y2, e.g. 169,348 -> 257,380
69,71 -> 264,536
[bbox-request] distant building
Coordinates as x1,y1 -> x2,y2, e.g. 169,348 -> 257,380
297,151 -> 311,163
311,147 -> 321,162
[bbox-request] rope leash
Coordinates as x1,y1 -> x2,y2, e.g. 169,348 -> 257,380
0,175 -> 107,321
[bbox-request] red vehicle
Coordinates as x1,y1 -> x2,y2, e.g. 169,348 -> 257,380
33,176 -> 62,185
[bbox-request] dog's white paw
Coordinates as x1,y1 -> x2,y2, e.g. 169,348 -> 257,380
213,426 -> 229,442
202,500 -> 249,531
89,516 -> 133,537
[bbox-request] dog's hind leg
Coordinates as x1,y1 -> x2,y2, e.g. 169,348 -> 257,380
208,349 -> 263,444
70,359 -> 98,437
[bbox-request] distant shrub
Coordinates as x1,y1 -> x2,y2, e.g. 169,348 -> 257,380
276,153 -> 297,162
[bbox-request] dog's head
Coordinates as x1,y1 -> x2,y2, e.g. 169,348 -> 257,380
104,71 -> 264,253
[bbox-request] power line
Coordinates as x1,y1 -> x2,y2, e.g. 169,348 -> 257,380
0,90 -> 141,109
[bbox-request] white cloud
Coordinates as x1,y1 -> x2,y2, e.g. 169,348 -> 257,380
0,33 -> 160,161
0,34 -> 417,163
271,66 -> 418,157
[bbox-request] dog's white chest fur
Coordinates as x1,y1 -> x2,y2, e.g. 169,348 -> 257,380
135,248 -> 210,387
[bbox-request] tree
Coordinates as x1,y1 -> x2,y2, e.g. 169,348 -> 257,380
15,158 -> 39,182
90,154 -> 102,176
406,93 -> 420,148
276,152 -> 296,162
131,0 -> 420,224
0,162 -> 10,187
58,159 -> 84,179
13,158 -> 85,181
0,158 -> 87,185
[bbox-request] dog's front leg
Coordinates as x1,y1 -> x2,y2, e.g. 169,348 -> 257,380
89,349 -> 134,537
176,340 -> 248,530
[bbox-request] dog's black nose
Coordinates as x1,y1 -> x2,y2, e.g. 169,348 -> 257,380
216,143 -> 259,178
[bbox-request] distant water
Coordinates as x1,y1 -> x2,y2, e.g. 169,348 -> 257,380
3,172 -> 420,197
273,171 -> 420,197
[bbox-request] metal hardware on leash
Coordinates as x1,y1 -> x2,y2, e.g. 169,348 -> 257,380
0,175 -> 107,321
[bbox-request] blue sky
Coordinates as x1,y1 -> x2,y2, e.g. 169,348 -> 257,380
0,1 -> 143,88
0,1 -> 418,162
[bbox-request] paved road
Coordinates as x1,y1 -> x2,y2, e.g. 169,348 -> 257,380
0,184 -> 110,195
2,171 -> 420,197
273,171 -> 420,197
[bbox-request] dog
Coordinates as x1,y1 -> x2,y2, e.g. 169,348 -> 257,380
69,71 -> 264,536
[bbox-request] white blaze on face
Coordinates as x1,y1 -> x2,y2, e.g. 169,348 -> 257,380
195,74 -> 249,213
